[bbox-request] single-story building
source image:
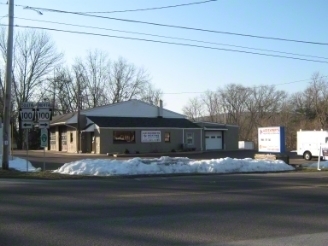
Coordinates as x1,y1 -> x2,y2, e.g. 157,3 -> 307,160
195,121 -> 239,151
49,99 -> 239,154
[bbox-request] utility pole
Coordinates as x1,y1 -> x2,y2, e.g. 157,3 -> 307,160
52,68 -> 56,115
2,0 -> 14,170
77,76 -> 81,153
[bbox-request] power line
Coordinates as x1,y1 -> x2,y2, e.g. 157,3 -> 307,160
162,75 -> 328,95
6,24 -> 328,64
15,4 -> 328,46
80,0 -> 218,14
15,17 -> 328,60
0,15 -> 7,22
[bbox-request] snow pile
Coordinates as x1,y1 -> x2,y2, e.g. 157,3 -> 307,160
308,161 -> 328,169
0,155 -> 41,172
53,156 -> 294,176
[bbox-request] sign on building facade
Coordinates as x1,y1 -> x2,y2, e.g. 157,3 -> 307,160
141,131 -> 161,143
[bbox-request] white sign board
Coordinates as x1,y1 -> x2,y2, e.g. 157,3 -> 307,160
21,122 -> 33,129
141,131 -> 161,143
38,122 -> 49,129
20,102 -> 35,128
37,102 -> 51,109
20,110 -> 35,122
258,127 -> 285,153
37,109 -> 52,121
21,102 -> 35,108
40,128 -> 48,148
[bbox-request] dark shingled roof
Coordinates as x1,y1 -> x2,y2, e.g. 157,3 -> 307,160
87,116 -> 201,128
194,122 -> 228,129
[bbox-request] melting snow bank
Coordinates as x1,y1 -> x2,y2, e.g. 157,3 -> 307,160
4,156 -> 41,172
308,161 -> 328,169
53,157 -> 295,176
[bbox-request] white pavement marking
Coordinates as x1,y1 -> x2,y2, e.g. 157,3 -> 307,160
210,232 -> 328,246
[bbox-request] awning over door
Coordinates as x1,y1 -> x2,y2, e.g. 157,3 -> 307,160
82,124 -> 95,132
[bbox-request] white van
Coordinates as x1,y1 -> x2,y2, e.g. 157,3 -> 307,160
297,130 -> 328,160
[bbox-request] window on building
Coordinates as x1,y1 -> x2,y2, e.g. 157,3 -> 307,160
61,132 -> 67,146
186,132 -> 194,145
165,132 -> 170,142
113,131 -> 135,143
70,133 -> 73,143
50,132 -> 56,147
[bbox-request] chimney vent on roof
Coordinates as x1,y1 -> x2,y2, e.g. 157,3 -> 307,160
158,99 -> 163,118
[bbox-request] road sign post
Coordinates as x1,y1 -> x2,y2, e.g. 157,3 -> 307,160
41,128 -> 48,171
26,129 -> 28,172
36,102 -> 51,129
19,101 -> 52,171
37,101 -> 51,171
41,128 -> 48,148
20,102 -> 35,129
20,102 -> 35,172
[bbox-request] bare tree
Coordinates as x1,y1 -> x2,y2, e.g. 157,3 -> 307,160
250,85 -> 287,126
219,84 -> 250,125
139,83 -> 163,105
201,91 -> 225,122
182,97 -> 205,121
0,29 -> 63,149
182,83 -> 289,144
69,52 -> 159,108
72,50 -> 110,108
307,72 -> 328,129
290,72 -> 328,130
106,57 -> 149,103
48,67 -> 76,114
40,50 -> 161,116
278,97 -> 301,150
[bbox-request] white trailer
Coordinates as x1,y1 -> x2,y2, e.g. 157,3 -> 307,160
297,130 -> 328,160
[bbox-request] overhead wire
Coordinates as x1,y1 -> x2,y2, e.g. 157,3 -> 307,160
80,0 -> 218,14
3,23 -> 328,64
0,0 -> 218,14
1,3 -> 326,98
14,17 -> 328,60
162,75 -> 328,94
12,4 -> 328,46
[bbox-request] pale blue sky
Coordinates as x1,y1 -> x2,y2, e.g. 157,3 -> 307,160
1,0 -> 328,113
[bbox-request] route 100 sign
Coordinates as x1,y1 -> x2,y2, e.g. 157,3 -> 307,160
20,110 -> 34,121
37,110 -> 52,121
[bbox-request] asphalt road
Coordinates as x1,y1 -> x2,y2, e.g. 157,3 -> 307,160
1,172 -> 328,245
12,149 -> 310,171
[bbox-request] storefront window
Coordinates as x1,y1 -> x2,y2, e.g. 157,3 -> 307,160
113,131 -> 135,143
165,132 -> 170,142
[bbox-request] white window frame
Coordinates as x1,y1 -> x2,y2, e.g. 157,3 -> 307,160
186,132 -> 194,145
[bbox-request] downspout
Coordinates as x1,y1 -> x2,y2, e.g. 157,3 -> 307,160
182,129 -> 185,150
200,128 -> 203,152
